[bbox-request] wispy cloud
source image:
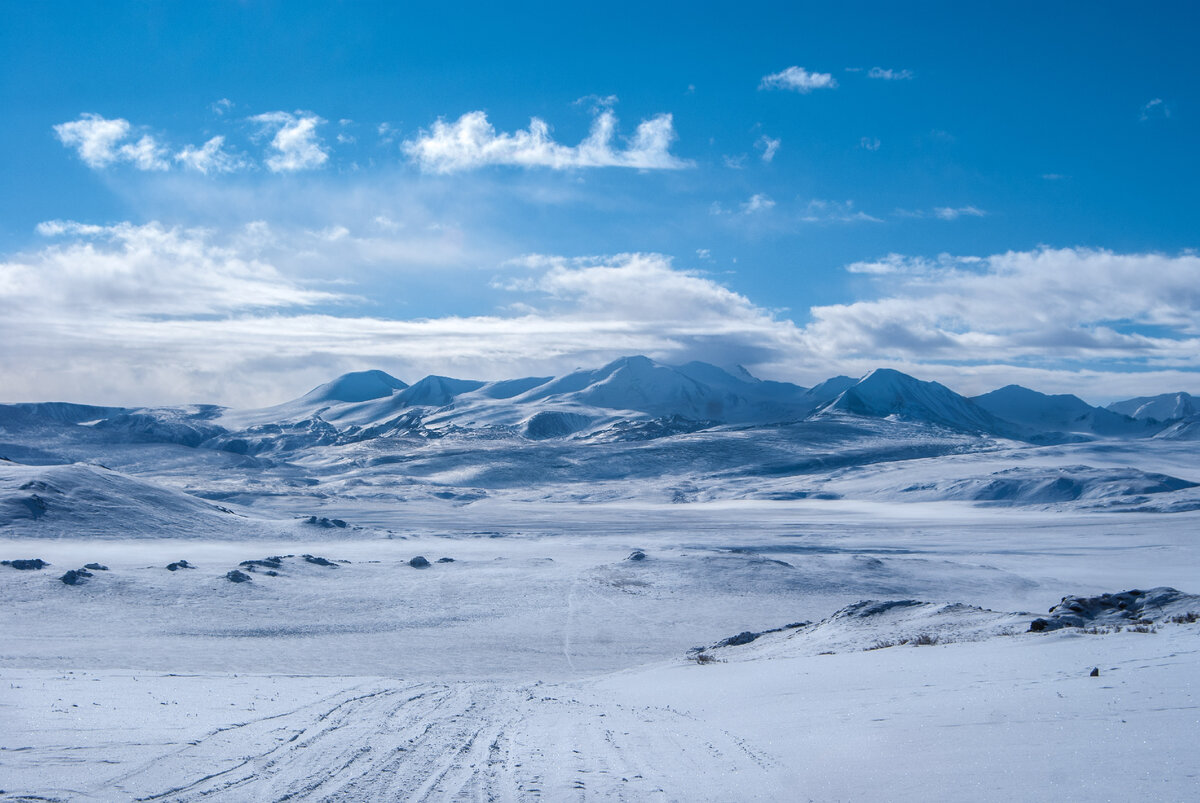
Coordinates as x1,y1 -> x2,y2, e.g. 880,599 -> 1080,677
741,193 -> 776,214
756,135 -> 781,163
867,67 -> 914,81
250,111 -> 330,172
1140,98 -> 1171,121
175,136 -> 250,174
860,137 -> 881,151
402,108 -> 690,173
932,205 -> 986,220
760,66 -> 837,93
801,199 -> 881,224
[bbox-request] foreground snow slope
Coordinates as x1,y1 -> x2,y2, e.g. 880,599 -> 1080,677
3,611 -> 1195,801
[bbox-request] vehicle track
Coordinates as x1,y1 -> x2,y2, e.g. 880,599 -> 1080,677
125,679 -> 771,802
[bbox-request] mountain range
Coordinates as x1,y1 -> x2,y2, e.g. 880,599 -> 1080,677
3,356 -> 1197,455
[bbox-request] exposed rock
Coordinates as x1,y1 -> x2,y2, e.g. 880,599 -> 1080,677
166,560 -> 194,571
2,558 -> 48,570
303,554 -> 337,567
83,563 -> 108,571
226,569 -> 251,583
627,550 -> 647,562
436,557 -> 455,563
304,516 -> 348,528
1028,587 -> 1200,632
60,568 -> 93,585
408,556 -> 431,569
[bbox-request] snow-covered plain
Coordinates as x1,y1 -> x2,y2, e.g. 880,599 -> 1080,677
2,357 -> 1198,800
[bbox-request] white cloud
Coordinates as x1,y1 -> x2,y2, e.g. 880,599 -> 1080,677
933,205 -> 986,220
402,108 -> 691,173
801,200 -> 881,224
175,136 -> 250,174
8,220 -> 342,317
803,248 -> 1200,375
867,67 -> 914,81
860,137 -> 881,151
4,229 -> 1200,405
741,194 -> 776,214
251,111 -> 330,172
760,66 -> 837,93
1140,98 -> 1170,121
723,154 -> 748,169
756,135 -> 781,163
211,98 -> 234,115
53,114 -> 169,170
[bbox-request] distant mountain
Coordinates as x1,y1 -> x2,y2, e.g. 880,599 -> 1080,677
972,385 -> 1153,438
818,369 -> 1012,435
512,356 -> 809,423
299,370 -> 408,404
1107,392 -> 1196,422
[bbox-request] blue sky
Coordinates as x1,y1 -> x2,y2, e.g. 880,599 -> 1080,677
2,1 -> 1198,406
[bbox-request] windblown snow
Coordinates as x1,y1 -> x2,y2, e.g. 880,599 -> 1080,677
2,356 -> 1198,801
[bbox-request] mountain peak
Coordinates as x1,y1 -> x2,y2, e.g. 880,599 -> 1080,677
301,370 -> 408,404
822,369 -> 1009,434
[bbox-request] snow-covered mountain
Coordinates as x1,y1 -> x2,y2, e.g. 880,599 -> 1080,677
972,385 -> 1154,439
815,368 -> 1014,435
1107,392 -> 1197,422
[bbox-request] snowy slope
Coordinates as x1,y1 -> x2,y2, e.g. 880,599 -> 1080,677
1108,391 -> 1196,421
0,461 -> 258,537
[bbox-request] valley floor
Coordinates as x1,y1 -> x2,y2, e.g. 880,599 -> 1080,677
2,502 -> 1198,800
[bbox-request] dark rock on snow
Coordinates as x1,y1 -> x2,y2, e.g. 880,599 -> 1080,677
226,569 -> 252,583
60,568 -> 93,585
409,556 -> 431,569
83,563 -> 108,571
3,558 -> 49,570
166,560 -> 194,571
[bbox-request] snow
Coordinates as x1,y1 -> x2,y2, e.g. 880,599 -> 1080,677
1107,391 -> 1196,421
300,369 -> 409,404
3,357 -> 1200,799
819,368 -> 1014,434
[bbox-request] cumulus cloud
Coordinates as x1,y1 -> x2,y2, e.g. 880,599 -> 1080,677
867,67 -> 914,80
54,114 -> 170,170
402,108 -> 691,173
251,111 -> 330,172
760,66 -> 837,93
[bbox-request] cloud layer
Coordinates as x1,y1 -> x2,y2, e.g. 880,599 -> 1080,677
3,218 -> 1199,406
